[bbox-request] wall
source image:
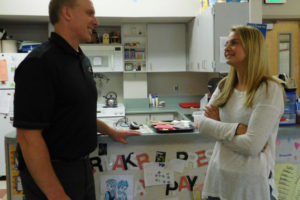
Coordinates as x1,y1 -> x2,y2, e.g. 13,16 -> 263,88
263,0 -> 300,19
0,0 -> 200,18
0,23 -> 48,41
98,73 -> 124,103
147,72 -> 218,97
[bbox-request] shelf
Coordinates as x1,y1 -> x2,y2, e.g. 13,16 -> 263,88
125,59 -> 146,62
124,71 -> 147,73
124,46 -> 146,49
123,35 -> 147,38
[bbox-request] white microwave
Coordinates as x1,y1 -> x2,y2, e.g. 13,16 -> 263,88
80,44 -> 123,72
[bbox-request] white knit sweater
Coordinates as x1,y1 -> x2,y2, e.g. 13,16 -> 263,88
200,81 -> 284,200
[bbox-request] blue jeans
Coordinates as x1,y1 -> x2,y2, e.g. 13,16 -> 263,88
270,186 -> 276,200
208,197 -> 220,200
208,187 -> 276,200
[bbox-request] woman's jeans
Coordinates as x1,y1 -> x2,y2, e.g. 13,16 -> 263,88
208,187 -> 276,200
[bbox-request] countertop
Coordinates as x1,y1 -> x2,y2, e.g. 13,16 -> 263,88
5,96 -> 300,144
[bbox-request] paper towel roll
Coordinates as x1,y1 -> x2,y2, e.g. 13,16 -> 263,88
2,40 -> 17,53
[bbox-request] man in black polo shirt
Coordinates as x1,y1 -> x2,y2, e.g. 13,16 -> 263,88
13,0 -> 140,199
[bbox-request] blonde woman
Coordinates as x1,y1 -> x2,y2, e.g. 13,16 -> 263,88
198,25 -> 285,200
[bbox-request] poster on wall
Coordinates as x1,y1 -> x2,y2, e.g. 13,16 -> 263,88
144,162 -> 174,187
100,175 -> 134,200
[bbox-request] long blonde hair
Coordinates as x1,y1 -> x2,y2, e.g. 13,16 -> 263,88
214,25 -> 283,108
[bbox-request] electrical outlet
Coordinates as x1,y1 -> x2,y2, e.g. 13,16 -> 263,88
174,84 -> 179,92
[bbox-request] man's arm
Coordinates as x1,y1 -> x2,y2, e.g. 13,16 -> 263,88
16,129 -> 70,200
96,119 -> 141,144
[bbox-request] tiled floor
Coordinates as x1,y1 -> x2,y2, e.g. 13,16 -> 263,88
0,180 -> 7,200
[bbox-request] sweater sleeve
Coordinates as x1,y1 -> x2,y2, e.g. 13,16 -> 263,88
222,82 -> 284,156
198,86 -> 239,141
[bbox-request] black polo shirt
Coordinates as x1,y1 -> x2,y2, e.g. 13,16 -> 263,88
14,32 -> 98,161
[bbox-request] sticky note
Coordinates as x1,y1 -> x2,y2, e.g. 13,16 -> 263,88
0,59 -> 8,81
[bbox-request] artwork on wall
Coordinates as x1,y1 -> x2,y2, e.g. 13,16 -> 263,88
100,175 -> 134,200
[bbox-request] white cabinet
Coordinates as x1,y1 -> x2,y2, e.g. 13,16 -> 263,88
126,113 -> 175,124
126,114 -> 150,125
150,113 -> 174,121
187,3 -> 249,73
147,24 -> 186,72
187,14 -> 214,72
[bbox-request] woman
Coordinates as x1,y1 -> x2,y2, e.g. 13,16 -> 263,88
198,25 -> 285,200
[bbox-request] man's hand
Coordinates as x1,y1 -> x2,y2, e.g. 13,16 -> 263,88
109,129 -> 141,144
204,104 -> 220,121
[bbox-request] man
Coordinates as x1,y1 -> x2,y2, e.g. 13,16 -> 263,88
13,0 -> 140,199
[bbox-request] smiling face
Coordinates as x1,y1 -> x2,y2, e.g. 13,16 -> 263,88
224,31 -> 246,69
68,0 -> 98,43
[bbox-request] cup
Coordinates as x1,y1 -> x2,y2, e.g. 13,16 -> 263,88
193,111 -> 204,129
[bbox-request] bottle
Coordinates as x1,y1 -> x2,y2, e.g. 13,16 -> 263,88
149,93 -> 152,107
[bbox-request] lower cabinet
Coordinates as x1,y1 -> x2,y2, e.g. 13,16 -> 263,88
126,114 -> 150,124
126,113 -> 175,124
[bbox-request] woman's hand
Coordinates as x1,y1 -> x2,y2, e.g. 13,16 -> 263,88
235,124 -> 268,152
204,104 -> 220,121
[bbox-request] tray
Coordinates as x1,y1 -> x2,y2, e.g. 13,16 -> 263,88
152,124 -> 194,133
179,102 -> 200,108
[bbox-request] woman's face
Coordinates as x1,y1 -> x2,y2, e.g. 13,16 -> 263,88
224,31 -> 246,69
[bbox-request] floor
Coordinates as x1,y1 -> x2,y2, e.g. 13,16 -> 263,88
0,179 -> 7,200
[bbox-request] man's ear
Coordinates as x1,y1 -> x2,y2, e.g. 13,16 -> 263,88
61,6 -> 72,22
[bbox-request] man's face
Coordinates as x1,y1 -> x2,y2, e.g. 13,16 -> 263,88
68,0 -> 99,43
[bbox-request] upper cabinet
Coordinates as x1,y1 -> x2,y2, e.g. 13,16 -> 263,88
147,24 -> 186,72
187,2 -> 249,73
187,13 -> 214,72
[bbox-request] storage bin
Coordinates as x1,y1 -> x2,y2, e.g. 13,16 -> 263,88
280,91 -> 297,126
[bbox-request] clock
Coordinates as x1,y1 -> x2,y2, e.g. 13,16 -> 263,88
265,0 -> 286,3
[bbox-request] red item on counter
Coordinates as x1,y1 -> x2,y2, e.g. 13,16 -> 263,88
154,124 -> 176,131
179,102 -> 200,108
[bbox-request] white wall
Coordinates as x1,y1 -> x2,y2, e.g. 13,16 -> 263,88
1,23 -> 48,41
147,72 -> 219,97
263,0 -> 300,19
0,0 -> 200,18
93,0 -> 200,17
0,0 -> 49,16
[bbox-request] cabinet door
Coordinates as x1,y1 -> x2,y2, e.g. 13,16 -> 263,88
188,10 -> 214,72
126,114 -> 150,125
147,24 -> 186,72
150,113 -> 174,121
213,3 -> 249,73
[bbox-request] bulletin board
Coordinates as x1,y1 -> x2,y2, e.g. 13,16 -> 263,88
0,53 -> 27,89
90,137 -> 215,200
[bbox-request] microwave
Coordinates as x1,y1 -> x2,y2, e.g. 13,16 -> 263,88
80,44 -> 123,72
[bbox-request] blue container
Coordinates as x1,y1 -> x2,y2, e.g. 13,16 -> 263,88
280,91 -> 297,126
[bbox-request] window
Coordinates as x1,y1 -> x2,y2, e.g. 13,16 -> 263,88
278,33 -> 292,76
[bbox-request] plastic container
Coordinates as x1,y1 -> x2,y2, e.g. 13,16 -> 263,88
192,111 -> 204,129
280,91 -> 297,126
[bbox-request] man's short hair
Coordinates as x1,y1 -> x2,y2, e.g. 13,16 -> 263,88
49,0 -> 77,25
